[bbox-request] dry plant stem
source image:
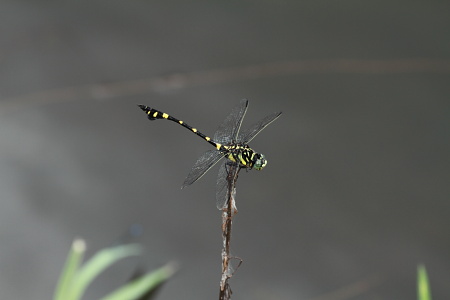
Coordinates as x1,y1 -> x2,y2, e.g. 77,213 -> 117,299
219,164 -> 240,300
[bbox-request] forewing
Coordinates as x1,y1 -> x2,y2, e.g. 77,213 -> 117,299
182,150 -> 224,188
238,111 -> 282,143
213,99 -> 249,144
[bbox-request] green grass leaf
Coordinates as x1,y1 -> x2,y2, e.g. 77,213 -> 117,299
54,239 -> 86,300
67,244 -> 142,300
100,262 -> 178,300
417,264 -> 432,300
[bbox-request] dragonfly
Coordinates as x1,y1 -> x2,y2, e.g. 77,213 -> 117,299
138,99 -> 282,209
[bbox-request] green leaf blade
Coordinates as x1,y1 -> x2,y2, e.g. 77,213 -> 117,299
100,262 -> 178,300
54,239 -> 86,300
69,244 -> 142,300
417,264 -> 432,300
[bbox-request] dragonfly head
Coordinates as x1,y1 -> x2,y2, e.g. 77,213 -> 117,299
252,153 -> 267,170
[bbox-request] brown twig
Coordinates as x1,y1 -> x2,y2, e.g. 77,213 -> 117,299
219,163 -> 241,300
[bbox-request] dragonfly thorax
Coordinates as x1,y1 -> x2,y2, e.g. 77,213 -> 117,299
223,144 -> 267,170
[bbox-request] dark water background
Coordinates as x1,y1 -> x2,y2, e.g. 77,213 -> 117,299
1,1 -> 449,299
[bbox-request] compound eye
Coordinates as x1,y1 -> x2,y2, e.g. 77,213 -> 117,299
253,154 -> 267,170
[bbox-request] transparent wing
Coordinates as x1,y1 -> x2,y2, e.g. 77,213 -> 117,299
213,99 -> 249,144
238,111 -> 282,143
216,161 -> 239,210
182,150 -> 224,188
215,161 -> 228,210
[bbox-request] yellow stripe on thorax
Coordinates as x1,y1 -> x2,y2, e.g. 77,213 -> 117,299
227,153 -> 236,162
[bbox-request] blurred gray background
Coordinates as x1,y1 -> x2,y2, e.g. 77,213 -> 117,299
1,1 -> 449,299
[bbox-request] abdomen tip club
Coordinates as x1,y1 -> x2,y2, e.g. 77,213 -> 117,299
138,105 -> 157,120
137,104 -> 148,111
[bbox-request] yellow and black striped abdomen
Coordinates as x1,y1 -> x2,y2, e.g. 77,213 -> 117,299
138,105 -> 222,150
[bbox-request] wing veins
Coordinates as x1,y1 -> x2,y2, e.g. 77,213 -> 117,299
182,150 -> 224,188
239,111 -> 282,143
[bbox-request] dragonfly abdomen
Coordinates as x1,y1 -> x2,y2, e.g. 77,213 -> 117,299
138,105 -> 222,150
